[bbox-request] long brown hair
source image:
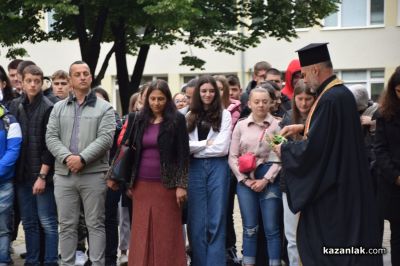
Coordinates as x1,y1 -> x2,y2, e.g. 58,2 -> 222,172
187,75 -> 223,133
213,75 -> 230,108
379,66 -> 400,121
292,79 -> 316,124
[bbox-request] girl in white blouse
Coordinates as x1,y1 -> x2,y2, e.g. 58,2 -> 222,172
186,75 -> 232,266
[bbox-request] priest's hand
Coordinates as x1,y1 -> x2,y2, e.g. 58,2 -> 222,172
107,179 -> 119,191
176,187 -> 187,208
395,176 -> 400,186
280,124 -> 304,138
251,179 -> 268,192
274,144 -> 282,158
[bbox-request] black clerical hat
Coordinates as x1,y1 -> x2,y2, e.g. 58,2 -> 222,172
296,43 -> 331,67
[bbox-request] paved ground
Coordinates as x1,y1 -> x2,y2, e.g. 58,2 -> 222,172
11,197 -> 392,265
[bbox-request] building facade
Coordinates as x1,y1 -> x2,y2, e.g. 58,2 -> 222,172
1,0 -> 399,113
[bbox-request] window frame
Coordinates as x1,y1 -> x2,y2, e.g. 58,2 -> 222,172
337,69 -> 385,100
323,0 -> 385,29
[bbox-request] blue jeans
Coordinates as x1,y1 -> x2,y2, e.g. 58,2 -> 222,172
17,183 -> 58,265
237,163 -> 282,265
0,182 -> 13,265
188,157 -> 229,266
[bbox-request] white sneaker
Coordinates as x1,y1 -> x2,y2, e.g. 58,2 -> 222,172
75,250 -> 87,266
9,242 -> 14,254
119,253 -> 128,266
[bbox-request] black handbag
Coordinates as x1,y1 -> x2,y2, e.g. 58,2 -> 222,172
106,112 -> 138,184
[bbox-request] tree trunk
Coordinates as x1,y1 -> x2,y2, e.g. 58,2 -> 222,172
93,43 -> 115,86
128,43 -> 150,96
87,7 -> 109,77
112,19 -> 131,115
73,2 -> 109,81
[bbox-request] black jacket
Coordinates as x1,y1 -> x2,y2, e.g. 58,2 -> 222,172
282,76 -> 382,266
11,93 -> 54,184
43,88 -> 60,104
374,111 -> 400,222
122,111 -> 189,189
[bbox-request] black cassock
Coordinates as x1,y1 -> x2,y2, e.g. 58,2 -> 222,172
281,76 -> 382,266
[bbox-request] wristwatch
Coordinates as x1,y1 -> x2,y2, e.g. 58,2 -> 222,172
38,173 -> 47,181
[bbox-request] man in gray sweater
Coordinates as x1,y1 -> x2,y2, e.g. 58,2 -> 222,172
46,61 -> 115,266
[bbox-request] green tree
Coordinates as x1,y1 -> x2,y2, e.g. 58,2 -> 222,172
0,0 -> 338,113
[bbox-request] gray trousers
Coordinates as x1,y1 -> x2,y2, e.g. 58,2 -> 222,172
118,200 -> 131,252
282,192 -> 300,266
54,173 -> 107,266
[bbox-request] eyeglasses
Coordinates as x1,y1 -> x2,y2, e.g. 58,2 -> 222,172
53,82 -> 68,86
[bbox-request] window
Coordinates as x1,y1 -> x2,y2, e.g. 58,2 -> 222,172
181,73 -> 237,88
182,75 -> 198,85
46,11 -> 56,32
398,0 -> 400,25
110,77 -> 122,115
140,75 -> 168,85
338,69 -> 384,101
324,0 -> 384,28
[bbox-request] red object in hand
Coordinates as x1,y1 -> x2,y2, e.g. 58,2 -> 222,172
238,152 -> 256,173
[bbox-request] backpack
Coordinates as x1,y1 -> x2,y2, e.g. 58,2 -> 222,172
0,104 -> 10,133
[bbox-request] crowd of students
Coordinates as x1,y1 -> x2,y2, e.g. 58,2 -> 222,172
0,42 -> 399,266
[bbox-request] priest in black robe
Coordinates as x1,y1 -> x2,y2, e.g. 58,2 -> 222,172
275,43 -> 383,266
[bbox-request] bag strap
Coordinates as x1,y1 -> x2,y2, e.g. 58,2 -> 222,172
130,116 -> 140,149
258,127 -> 266,142
124,112 -> 138,145
304,78 -> 343,138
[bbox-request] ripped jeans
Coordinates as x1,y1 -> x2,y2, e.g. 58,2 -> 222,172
237,163 -> 282,265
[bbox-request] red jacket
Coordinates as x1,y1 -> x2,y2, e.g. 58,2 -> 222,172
281,59 -> 301,100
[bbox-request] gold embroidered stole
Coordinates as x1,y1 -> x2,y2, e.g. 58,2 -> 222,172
304,78 -> 343,138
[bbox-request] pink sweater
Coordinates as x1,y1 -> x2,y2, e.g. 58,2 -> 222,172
228,113 -> 281,182
227,99 -> 241,129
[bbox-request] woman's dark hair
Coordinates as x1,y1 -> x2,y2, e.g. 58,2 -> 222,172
93,87 -> 110,102
187,75 -> 222,133
141,79 -> 177,130
379,66 -> 400,121
0,65 -> 16,103
291,79 -> 316,124
213,75 -> 230,108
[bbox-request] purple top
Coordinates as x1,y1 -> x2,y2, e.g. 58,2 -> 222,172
137,123 -> 161,182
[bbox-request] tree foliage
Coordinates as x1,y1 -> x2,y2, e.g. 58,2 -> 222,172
0,0 -> 338,113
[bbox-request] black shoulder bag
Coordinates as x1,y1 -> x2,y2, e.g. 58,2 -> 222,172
106,112 -> 139,184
